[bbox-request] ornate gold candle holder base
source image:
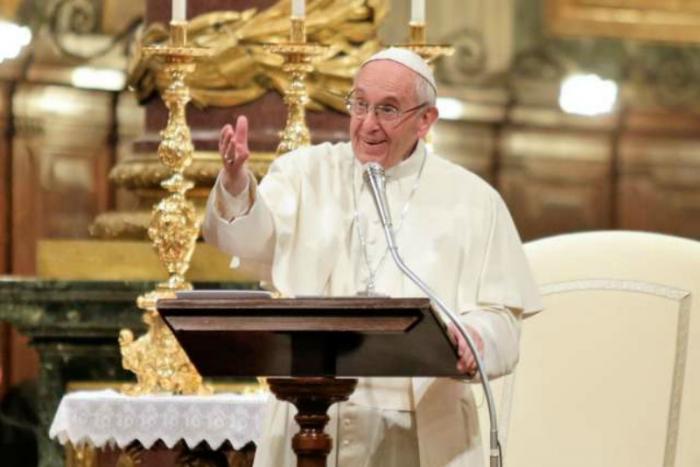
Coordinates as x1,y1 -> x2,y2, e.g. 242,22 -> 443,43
120,287 -> 211,396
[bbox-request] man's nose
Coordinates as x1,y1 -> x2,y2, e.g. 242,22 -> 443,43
362,109 -> 381,129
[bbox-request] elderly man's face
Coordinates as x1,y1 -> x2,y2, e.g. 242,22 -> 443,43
350,60 -> 438,168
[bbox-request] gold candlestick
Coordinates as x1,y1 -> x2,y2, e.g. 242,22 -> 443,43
119,21 -> 212,395
266,17 -> 326,156
401,22 -> 454,64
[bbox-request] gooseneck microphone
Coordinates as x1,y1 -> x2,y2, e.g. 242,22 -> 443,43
363,162 -> 503,467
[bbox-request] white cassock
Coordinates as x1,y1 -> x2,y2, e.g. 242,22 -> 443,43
203,140 -> 542,467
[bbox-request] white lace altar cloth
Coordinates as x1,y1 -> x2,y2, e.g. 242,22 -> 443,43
49,390 -> 268,450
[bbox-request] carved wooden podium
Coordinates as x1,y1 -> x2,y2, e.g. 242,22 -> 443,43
157,295 -> 461,467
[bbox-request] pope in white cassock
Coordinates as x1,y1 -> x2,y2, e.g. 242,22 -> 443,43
203,48 -> 542,467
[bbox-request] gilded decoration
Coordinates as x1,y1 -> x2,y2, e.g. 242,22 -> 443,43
115,444 -> 143,467
105,151 -> 275,189
127,0 -> 388,113
66,442 -> 97,467
119,23 -> 212,395
546,0 -> 700,43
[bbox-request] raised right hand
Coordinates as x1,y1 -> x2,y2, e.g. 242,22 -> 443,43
219,115 -> 251,196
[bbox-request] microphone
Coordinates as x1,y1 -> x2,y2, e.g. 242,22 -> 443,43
363,162 -> 503,467
363,162 -> 393,239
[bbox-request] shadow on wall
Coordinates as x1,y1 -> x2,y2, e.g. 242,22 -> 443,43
0,380 -> 38,467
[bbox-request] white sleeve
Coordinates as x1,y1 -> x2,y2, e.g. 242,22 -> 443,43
202,169 -> 275,275
211,170 -> 254,221
460,305 -> 521,379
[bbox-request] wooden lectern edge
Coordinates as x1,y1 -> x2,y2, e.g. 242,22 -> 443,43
155,295 -> 462,378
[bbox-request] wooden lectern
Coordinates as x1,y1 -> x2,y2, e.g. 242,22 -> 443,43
157,295 -> 461,467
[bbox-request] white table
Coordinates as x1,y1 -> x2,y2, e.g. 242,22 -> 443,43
49,389 -> 267,465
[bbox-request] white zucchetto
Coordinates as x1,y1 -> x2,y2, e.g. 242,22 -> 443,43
361,47 -> 437,93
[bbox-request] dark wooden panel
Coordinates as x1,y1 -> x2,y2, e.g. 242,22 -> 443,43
0,81 -> 36,396
157,297 -> 460,377
499,127 -> 613,241
618,133 -> 700,238
90,440 -> 255,467
0,81 -> 10,272
433,120 -> 496,184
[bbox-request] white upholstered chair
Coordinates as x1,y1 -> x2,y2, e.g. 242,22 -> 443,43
477,231 -> 700,467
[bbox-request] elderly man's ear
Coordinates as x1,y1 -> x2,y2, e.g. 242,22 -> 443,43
418,107 -> 439,139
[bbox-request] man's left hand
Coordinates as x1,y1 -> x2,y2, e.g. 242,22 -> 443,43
447,323 -> 484,376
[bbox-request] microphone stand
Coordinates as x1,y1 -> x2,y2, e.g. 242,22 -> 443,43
363,162 -> 502,467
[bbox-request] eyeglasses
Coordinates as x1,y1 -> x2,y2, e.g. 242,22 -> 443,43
345,96 -> 428,123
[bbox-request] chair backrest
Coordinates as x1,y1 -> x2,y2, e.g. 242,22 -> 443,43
477,231 -> 700,467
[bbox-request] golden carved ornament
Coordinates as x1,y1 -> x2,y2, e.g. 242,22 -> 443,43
115,444 -> 144,467
120,22 -> 212,395
108,153 -> 221,189
106,151 -> 273,190
148,186 -> 200,289
547,0 -> 700,44
66,442 -> 97,467
90,210 -> 157,240
128,0 -> 388,113
119,289 -> 209,395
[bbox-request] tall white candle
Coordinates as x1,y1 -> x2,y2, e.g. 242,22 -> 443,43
411,0 -> 425,23
172,0 -> 186,21
292,0 -> 305,18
